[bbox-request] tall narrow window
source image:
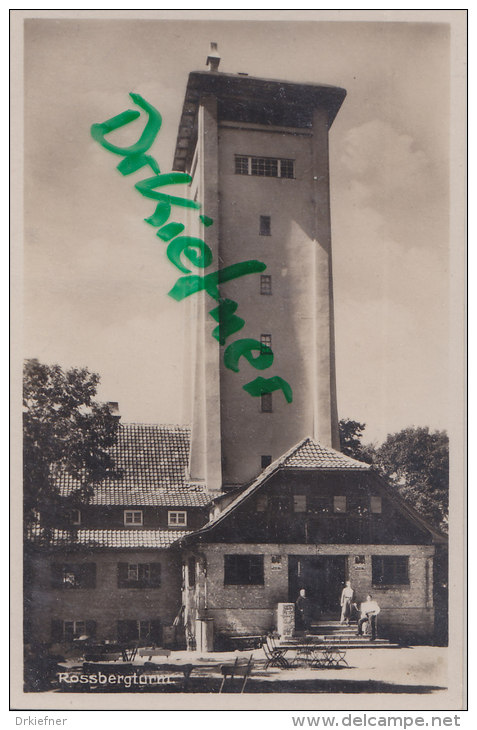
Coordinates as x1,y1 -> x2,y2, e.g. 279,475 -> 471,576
260,275 -> 272,295
260,334 -> 272,353
259,215 -> 271,236
293,495 -> 307,513
333,496 -> 347,513
261,393 -> 273,413
235,155 -> 249,175
370,496 -> 382,514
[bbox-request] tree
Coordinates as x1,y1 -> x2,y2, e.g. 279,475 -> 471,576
374,426 -> 449,532
339,418 -> 375,464
339,418 -> 449,532
23,359 -> 120,540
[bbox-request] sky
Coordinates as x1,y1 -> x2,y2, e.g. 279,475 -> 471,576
21,13 -> 459,444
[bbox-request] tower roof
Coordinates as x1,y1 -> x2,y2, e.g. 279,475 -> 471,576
173,70 -> 346,171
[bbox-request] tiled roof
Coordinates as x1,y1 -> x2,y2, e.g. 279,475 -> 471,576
31,528 -> 189,549
57,423 -> 209,507
282,439 -> 370,470
181,437 -> 371,540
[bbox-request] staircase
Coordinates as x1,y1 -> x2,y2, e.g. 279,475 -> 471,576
300,618 -> 400,649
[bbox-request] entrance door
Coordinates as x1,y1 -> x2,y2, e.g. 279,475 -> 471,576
288,555 -> 347,619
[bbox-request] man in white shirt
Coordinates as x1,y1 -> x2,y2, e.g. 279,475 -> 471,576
340,581 -> 354,625
357,594 -> 381,641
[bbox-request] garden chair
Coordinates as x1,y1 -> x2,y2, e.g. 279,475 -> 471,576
219,654 -> 254,693
262,634 -> 291,668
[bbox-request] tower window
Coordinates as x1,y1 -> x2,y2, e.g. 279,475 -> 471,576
259,215 -> 271,236
279,158 -> 295,178
260,275 -> 272,295
261,393 -> 273,413
260,334 -> 272,353
261,455 -> 272,468
235,155 -> 249,175
235,155 -> 295,179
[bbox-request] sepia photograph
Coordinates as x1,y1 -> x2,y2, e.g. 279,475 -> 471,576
11,9 -> 467,713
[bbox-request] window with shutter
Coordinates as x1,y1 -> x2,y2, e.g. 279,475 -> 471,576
333,496 -> 347,513
149,563 -> 162,588
187,557 -> 196,588
117,619 -> 138,643
293,495 -> 307,512
51,563 -> 96,589
370,496 -> 382,513
256,494 -> 268,512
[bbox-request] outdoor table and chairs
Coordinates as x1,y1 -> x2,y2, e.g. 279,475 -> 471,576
264,634 -> 348,669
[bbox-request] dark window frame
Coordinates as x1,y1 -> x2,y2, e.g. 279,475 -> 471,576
117,562 -> 161,589
124,509 -> 143,526
372,555 -> 410,586
234,155 -> 295,179
261,392 -> 273,413
259,215 -> 271,236
260,333 -> 272,353
260,275 -> 272,295
51,562 -> 96,590
224,554 -> 264,586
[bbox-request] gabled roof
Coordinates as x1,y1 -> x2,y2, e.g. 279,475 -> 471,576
29,528 -> 189,550
57,423 -> 209,508
179,436 -> 447,545
281,438 -> 371,470
180,437 -> 371,540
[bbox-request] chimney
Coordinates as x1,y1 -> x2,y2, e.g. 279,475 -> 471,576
206,42 -> 221,72
107,401 -> 120,419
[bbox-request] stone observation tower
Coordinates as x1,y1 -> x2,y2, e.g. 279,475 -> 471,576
174,44 -> 346,494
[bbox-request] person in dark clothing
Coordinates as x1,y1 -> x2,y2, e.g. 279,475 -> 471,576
295,588 -> 312,631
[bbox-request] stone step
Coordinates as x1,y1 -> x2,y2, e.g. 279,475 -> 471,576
287,636 -> 400,649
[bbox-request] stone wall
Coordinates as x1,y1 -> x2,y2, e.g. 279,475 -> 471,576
28,548 -> 182,644
194,542 -> 436,641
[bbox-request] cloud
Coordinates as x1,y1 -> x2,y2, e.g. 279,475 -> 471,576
341,119 -> 429,200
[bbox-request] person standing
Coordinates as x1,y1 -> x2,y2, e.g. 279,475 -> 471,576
357,594 -> 381,641
340,580 -> 354,625
295,588 -> 312,631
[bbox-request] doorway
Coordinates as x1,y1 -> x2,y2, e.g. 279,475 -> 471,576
288,555 -> 347,620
